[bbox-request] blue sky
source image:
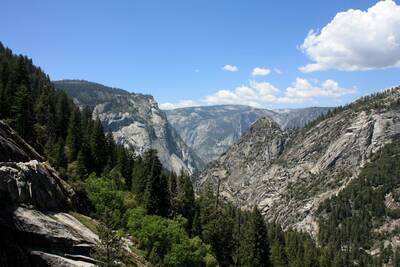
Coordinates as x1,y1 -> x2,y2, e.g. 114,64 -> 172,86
1,0 -> 400,109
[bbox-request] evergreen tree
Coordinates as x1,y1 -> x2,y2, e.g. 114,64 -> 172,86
11,85 -> 34,142
65,107 -> 82,162
54,91 -> 70,139
241,207 -> 271,267
104,132 -> 117,173
48,138 -> 67,177
92,210 -> 123,267
90,119 -> 108,175
142,149 -> 169,216
132,157 -> 146,197
271,240 -> 287,267
116,147 -> 133,190
176,171 -> 195,225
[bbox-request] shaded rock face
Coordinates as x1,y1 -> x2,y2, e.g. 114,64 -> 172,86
165,105 -> 330,163
0,121 -> 43,162
0,161 -> 74,211
55,79 -> 203,174
0,121 -> 97,267
197,88 -> 400,238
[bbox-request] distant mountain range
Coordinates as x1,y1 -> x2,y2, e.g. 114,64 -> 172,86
165,105 -> 331,163
54,80 -> 204,174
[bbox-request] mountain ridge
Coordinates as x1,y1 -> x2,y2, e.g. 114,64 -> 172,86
54,79 -> 204,174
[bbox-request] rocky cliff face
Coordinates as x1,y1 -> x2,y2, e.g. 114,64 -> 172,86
54,80 -> 203,174
165,105 -> 330,163
197,88 -> 400,240
0,120 -> 98,267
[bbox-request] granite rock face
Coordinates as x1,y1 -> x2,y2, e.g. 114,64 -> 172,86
55,80 -> 203,174
0,120 -> 151,267
0,120 -> 98,267
197,88 -> 400,239
0,160 -> 75,211
0,120 -> 43,162
165,105 -> 330,163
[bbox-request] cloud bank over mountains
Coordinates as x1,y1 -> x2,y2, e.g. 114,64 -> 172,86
160,78 -> 356,109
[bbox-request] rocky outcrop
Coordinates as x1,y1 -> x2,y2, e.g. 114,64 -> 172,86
165,105 -> 329,163
197,88 -> 400,239
0,120 -> 97,267
0,120 -> 43,162
55,80 -> 203,174
0,160 -> 75,211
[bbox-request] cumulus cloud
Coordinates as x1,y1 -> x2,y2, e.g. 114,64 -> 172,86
205,81 -> 279,107
159,100 -> 200,110
300,0 -> 400,72
160,79 -> 356,109
252,67 -> 271,76
279,78 -> 356,103
222,64 -> 239,72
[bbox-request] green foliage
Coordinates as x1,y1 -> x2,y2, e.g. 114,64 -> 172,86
239,206 -> 271,267
141,149 -> 170,216
90,119 -> 108,175
193,189 -> 236,266
10,84 -> 34,143
169,171 -> 196,228
84,175 -> 126,227
92,210 -> 123,267
127,208 -> 217,266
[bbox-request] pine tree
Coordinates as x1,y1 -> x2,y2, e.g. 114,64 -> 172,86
142,149 -> 169,216
11,85 -> 34,142
90,119 -> 108,175
176,171 -> 195,224
105,132 -> 117,173
271,240 -> 287,267
132,157 -> 146,197
54,91 -> 70,139
65,107 -> 82,162
92,210 -> 123,267
48,138 -> 67,177
241,207 -> 272,267
116,147 -> 133,190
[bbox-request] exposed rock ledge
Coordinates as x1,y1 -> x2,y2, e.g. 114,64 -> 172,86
0,120 -> 97,266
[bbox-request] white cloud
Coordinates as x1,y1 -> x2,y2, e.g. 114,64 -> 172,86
204,81 -> 278,107
280,78 -> 356,103
274,68 -> 283,74
160,79 -> 356,109
300,0 -> 400,72
252,67 -> 271,76
222,64 -> 239,72
159,100 -> 200,110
